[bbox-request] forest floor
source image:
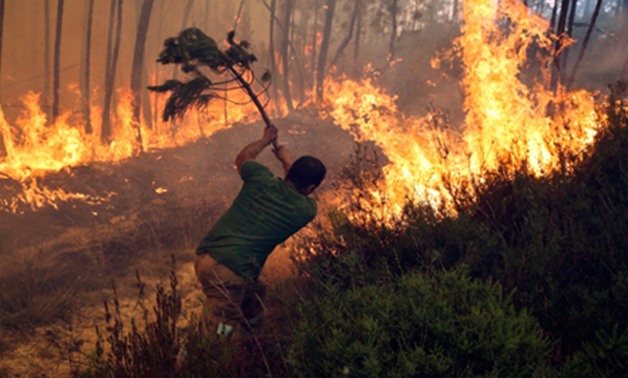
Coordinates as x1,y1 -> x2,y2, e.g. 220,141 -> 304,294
0,110 -> 355,377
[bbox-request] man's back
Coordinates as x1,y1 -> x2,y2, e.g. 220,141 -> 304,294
196,161 -> 316,280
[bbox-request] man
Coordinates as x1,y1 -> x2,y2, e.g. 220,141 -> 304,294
194,125 -> 326,337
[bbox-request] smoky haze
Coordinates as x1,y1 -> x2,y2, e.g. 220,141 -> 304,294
0,0 -> 626,124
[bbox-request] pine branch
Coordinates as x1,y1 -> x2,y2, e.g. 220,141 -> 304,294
149,28 -> 272,124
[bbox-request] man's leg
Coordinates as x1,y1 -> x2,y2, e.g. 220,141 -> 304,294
240,281 -> 266,332
194,253 -> 247,337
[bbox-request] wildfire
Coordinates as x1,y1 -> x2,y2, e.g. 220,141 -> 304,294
0,0 -> 608,219
0,85 -> 259,213
323,0 -> 600,220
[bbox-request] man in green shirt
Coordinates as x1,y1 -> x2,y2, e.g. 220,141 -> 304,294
195,125 -> 326,337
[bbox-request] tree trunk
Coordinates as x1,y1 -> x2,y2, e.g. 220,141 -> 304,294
353,3 -> 362,75
130,0 -> 154,153
549,0 -> 559,34
101,0 -> 123,144
52,0 -> 64,124
82,0 -> 94,134
0,0 -> 5,157
153,0 -> 166,127
550,0 -> 570,93
281,0 -> 295,111
567,0 -> 602,89
315,0 -> 336,103
389,0 -> 398,59
44,0 -> 51,121
619,0 -> 628,84
452,0 -> 459,23
311,0 -> 318,77
560,0 -> 578,83
268,0 -> 280,108
0,0 -> 4,104
331,0 -> 360,67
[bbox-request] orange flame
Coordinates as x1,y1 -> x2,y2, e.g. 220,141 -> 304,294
0,0 -> 610,218
0,83 -> 266,213
323,0 -> 601,221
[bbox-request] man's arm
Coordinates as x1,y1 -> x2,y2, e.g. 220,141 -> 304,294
273,145 -> 293,176
235,126 -> 278,171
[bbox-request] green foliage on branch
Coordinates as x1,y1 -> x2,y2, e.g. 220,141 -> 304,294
149,28 -> 270,122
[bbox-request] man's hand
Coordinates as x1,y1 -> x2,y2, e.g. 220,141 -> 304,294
262,125 -> 278,146
235,124 -> 279,171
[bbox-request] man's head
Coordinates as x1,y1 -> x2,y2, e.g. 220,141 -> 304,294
286,156 -> 326,195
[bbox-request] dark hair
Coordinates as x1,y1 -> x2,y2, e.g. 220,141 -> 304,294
286,156 -> 326,191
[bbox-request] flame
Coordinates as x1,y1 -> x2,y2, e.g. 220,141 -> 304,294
0,82 -> 265,213
0,0 -> 611,219
323,0 -> 601,221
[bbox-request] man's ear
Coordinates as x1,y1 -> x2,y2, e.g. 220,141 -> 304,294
304,184 -> 317,195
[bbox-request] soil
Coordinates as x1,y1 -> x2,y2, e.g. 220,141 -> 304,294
0,110 -> 356,377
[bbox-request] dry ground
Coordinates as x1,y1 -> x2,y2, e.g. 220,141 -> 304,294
0,110 -> 356,376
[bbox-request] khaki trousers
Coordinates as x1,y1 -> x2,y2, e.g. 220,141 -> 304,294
194,253 -> 265,334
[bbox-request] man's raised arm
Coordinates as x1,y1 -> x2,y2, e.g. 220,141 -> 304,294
273,145 -> 293,176
235,125 -> 278,171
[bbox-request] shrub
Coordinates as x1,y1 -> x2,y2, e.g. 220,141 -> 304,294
76,256 -> 287,378
286,269 -> 550,377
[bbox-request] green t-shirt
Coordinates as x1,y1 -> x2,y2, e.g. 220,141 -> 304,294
196,160 -> 317,280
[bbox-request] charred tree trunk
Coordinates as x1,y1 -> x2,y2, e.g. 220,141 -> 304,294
389,0 -> 398,59
311,0 -> 319,79
44,0 -> 51,121
0,0 -> 5,157
0,0 -> 4,105
560,0 -> 578,83
52,0 -> 64,124
268,0 -> 280,107
101,0 -> 123,144
567,0 -> 603,90
153,0 -> 166,127
550,0 -> 570,93
82,0 -> 94,134
452,0 -> 459,23
281,0 -> 295,111
620,0 -> 628,84
315,0 -> 336,103
331,0 -> 360,67
354,3 -> 362,75
549,0 -> 559,34
130,0 -> 154,153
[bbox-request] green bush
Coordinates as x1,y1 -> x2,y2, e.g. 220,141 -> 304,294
562,324 -> 628,378
287,269 -> 550,377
